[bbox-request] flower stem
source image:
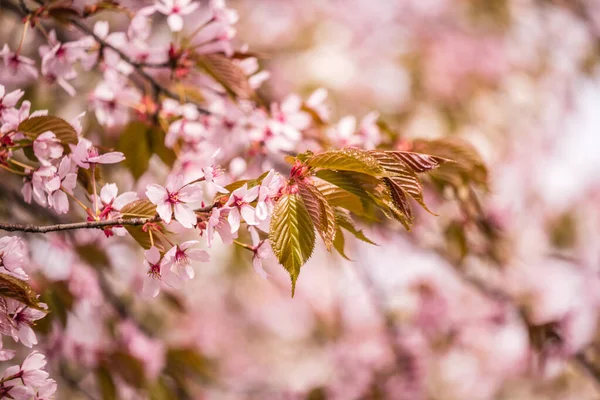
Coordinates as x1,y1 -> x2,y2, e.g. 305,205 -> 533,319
62,188 -> 90,213
91,164 -> 98,219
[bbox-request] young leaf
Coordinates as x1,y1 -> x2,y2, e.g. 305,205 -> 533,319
375,151 -> 446,173
120,200 -> 166,251
411,138 -> 488,189
269,193 -> 316,296
383,177 -> 413,222
307,148 -> 386,176
117,121 -> 152,180
148,126 -> 177,167
314,179 -> 371,218
0,273 -> 44,310
195,53 -> 255,99
371,151 -> 436,215
334,209 -> 377,245
332,226 -> 351,260
18,116 -> 78,150
298,182 -> 337,250
315,170 -> 375,201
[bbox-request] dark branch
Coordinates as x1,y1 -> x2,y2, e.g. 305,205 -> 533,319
0,217 -> 159,233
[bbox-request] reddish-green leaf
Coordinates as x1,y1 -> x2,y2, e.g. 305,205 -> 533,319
117,122 -> 152,180
18,116 -> 78,151
0,273 -> 44,310
269,193 -> 316,296
334,209 -> 377,245
120,200 -> 166,251
298,182 -> 336,251
196,53 -> 255,99
412,138 -> 488,189
307,148 -> 386,177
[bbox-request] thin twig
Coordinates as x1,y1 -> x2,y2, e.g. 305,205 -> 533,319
0,217 -> 159,233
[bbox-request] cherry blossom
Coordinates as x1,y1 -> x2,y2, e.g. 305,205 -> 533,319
0,45 -> 38,80
146,176 -> 203,228
2,351 -> 50,388
155,0 -> 200,32
6,300 -> 47,348
90,71 -> 141,128
142,246 -> 180,297
0,85 -> 24,121
256,170 -> 284,222
96,184 -> 138,218
0,236 -> 28,279
162,240 -> 210,280
45,156 -> 77,214
39,30 -> 88,96
205,207 -> 235,247
69,138 -> 125,169
33,131 -> 63,166
249,227 -> 271,279
95,183 -> 139,236
32,379 -> 57,400
224,183 -> 260,233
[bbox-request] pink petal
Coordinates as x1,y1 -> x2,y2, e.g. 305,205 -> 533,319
178,182 -> 203,203
143,277 -> 161,297
157,203 -> 172,224
89,151 -> 125,164
186,248 -> 210,262
173,203 -> 197,228
167,14 -> 184,32
145,184 -> 168,204
227,207 -> 240,233
145,246 -> 161,264
252,256 -> 269,279
240,204 -> 257,225
100,183 -> 118,205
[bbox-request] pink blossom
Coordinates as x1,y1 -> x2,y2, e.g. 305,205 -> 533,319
90,72 -> 141,128
305,88 -> 330,122
249,227 -> 271,279
22,167 -> 54,207
142,246 -> 180,297
39,30 -> 87,96
224,183 -> 259,233
45,156 -> 77,214
256,170 -> 284,221
0,45 -> 38,80
327,112 -> 381,149
96,183 -> 138,236
205,207 -> 235,247
97,183 -> 138,219
0,85 -> 24,122
202,164 -> 228,194
33,379 -> 57,400
164,103 -> 207,148
33,131 -> 63,166
146,176 -> 203,228
1,101 -> 47,134
189,1 -> 238,56
69,138 -> 125,169
0,339 -> 15,362
6,300 -> 47,348
163,240 -> 210,280
155,0 -> 200,32
118,321 -> 165,380
2,351 -> 50,388
0,236 -> 27,277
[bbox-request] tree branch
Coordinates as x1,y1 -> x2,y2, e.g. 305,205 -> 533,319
0,217 -> 159,233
